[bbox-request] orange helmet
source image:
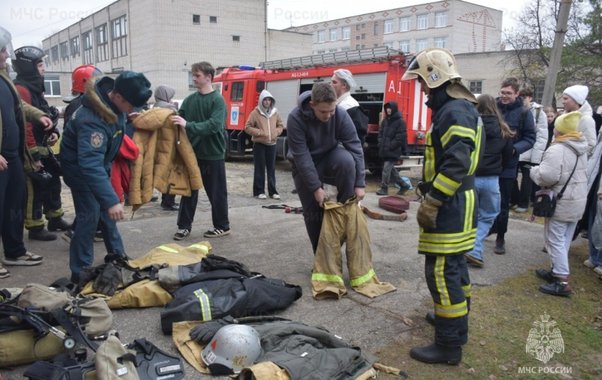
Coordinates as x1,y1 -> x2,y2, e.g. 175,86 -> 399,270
71,65 -> 102,94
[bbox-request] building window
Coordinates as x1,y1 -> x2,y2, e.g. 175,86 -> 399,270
210,16 -> 217,23
44,75 -> 60,96
59,41 -> 69,60
373,21 -> 378,35
70,36 -> 80,57
399,40 -> 410,53
361,33 -> 366,40
82,31 -> 93,64
399,16 -> 410,32
232,35 -> 240,42
342,26 -> 350,40
435,11 -> 447,28
95,24 -> 109,62
434,36 -> 447,48
112,15 -> 128,58
384,19 -> 394,34
415,38 -> 427,51
317,30 -> 326,43
329,48 -> 337,53
231,82 -> 244,101
355,44 -> 360,49
51,46 -> 59,62
192,14 -> 200,24
329,28 -> 337,41
469,80 -> 482,94
44,50 -> 50,66
417,14 -> 428,30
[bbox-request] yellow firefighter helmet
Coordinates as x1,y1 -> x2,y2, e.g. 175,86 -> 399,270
402,48 -> 461,89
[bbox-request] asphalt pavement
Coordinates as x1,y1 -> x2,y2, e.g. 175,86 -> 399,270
0,159 -> 569,379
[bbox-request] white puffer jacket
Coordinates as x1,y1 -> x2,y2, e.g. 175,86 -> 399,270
519,103 -> 548,164
530,135 -> 588,222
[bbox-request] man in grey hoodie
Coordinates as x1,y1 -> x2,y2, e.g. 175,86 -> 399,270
286,82 -> 365,253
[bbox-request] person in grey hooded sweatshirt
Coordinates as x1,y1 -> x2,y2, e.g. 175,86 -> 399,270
244,89 -> 284,199
153,85 -> 179,210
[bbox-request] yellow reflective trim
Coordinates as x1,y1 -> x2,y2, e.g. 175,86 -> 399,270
462,284 -> 472,298
435,256 -> 450,306
433,173 -> 460,196
193,288 -> 212,321
350,268 -> 375,287
189,244 -> 210,253
312,273 -> 344,284
468,120 -> 483,175
157,245 -> 178,253
420,229 -> 477,243
435,300 -> 468,318
464,190 -> 475,232
440,125 -> 476,147
424,130 -> 436,182
419,240 -> 477,254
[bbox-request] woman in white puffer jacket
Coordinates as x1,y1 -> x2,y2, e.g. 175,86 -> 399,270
530,111 -> 588,297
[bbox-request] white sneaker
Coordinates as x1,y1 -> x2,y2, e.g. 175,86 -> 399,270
257,194 -> 267,199
584,259 -> 595,269
271,193 -> 281,200
594,266 -> 602,276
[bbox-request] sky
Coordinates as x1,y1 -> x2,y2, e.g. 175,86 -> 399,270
1,0 -> 530,49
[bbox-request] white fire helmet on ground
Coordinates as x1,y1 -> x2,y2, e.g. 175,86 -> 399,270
201,324 -> 262,374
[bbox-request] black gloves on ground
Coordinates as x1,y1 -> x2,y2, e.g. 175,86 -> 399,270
93,263 -> 122,296
189,316 -> 237,344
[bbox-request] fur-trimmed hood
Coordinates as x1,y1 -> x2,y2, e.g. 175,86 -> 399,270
82,77 -> 119,124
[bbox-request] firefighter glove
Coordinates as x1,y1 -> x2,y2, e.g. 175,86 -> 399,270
417,193 -> 443,230
93,263 -> 122,296
189,315 -> 237,344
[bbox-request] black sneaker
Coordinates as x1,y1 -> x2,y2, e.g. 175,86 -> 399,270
539,280 -> 572,297
203,228 -> 231,238
173,228 -> 190,241
94,230 -> 104,242
535,268 -> 555,283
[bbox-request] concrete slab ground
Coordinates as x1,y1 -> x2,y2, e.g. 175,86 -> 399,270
1,159 -> 572,379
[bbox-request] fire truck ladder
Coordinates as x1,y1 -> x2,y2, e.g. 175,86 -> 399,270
260,46 -> 404,70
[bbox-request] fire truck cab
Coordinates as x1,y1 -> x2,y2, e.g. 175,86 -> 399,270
213,47 -> 430,174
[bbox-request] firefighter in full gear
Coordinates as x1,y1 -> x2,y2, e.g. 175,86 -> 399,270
402,48 -> 483,364
13,46 -> 71,241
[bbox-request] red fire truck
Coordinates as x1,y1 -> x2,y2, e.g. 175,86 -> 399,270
213,47 -> 430,174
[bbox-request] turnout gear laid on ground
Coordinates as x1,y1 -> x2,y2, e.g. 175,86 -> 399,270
160,255 -> 302,334
312,199 -> 396,299
175,317 -> 378,379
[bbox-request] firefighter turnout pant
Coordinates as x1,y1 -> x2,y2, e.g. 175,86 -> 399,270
424,253 -> 471,347
311,200 -> 396,299
24,167 -> 64,230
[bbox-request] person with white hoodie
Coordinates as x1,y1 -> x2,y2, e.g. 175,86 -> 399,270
244,89 -> 284,199
561,85 -> 597,155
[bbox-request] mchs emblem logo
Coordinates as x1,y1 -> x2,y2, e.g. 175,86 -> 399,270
525,312 -> 564,364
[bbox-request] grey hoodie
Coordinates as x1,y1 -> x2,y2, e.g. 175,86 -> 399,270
153,85 -> 177,111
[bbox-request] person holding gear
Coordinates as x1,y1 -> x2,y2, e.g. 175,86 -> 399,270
0,26 -> 52,275
62,64 -> 104,243
60,71 -> 152,283
331,69 -> 368,144
13,46 -> 71,241
402,48 -> 483,364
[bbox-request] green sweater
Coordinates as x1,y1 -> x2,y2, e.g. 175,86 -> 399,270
180,90 -> 226,160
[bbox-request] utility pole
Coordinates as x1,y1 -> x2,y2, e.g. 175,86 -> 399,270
542,0 -> 572,108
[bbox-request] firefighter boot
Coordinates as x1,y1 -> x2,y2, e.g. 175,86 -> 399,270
376,186 -> 388,196
494,234 -> 505,254
28,227 -> 57,241
47,217 -> 72,232
410,343 -> 462,365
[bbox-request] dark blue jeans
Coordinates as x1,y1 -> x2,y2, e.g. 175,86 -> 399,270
253,143 -> 277,196
69,189 -> 125,276
0,156 -> 27,259
178,159 -> 230,231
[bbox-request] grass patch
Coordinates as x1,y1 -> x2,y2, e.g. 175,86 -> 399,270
374,244 -> 602,379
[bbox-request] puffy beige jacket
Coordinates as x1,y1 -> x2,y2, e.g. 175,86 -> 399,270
244,90 -> 284,146
129,108 -> 202,210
